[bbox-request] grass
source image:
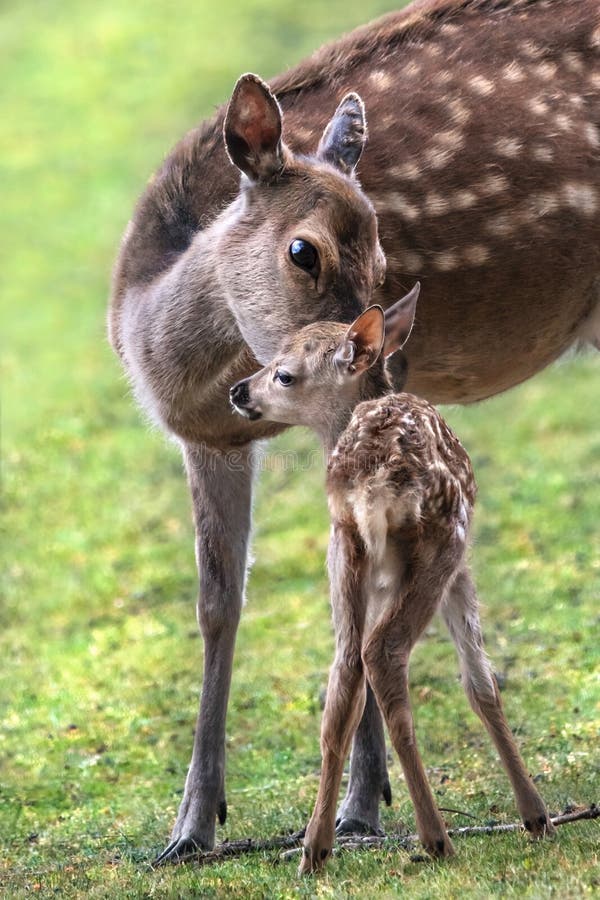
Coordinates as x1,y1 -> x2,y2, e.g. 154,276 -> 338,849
1,0 -> 599,896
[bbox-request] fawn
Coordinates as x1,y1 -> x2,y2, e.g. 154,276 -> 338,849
110,0 -> 599,860
230,283 -> 555,873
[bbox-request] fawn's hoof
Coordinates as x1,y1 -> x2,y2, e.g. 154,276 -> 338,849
523,812 -> 556,839
423,834 -> 455,859
298,842 -> 332,875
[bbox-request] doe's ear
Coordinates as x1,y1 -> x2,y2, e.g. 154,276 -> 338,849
383,283 -> 420,358
334,305 -> 385,374
317,92 -> 367,175
224,74 -> 285,182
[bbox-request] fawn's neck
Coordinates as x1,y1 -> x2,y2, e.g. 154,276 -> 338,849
318,363 -> 393,455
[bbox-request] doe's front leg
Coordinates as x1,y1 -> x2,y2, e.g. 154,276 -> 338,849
335,682 -> 392,836
154,443 -> 254,865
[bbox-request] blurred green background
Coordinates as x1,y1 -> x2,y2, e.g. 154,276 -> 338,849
1,0 -> 599,896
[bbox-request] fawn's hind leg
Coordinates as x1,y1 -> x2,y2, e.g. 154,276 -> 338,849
441,568 -> 555,838
362,552 -> 459,859
300,523 -> 368,874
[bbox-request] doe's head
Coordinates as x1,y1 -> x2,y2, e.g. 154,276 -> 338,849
230,284 -> 419,435
217,74 -> 387,363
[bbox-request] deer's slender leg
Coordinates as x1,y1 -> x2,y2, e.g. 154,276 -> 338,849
336,681 -> 392,835
362,554 -> 458,859
155,442 -> 254,864
300,524 -> 368,874
441,568 -> 555,838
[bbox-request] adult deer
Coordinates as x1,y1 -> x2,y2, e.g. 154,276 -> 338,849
109,0 -> 600,863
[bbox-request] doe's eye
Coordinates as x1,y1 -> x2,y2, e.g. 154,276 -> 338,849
274,369 -> 294,386
289,238 -> 318,274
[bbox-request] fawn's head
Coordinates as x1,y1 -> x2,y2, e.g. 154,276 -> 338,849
217,74 -> 386,363
230,284 -> 419,441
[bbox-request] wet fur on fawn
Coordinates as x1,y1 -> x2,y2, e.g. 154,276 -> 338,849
230,293 -> 555,874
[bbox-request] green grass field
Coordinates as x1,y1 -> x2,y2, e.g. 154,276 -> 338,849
2,0 -> 599,896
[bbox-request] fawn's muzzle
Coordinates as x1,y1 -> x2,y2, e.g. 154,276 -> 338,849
230,379 -> 262,420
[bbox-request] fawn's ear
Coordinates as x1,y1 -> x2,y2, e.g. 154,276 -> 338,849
334,305 -> 385,374
317,92 -> 367,175
383,283 -> 420,358
224,74 -> 285,181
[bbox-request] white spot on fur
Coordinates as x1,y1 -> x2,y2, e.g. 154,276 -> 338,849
426,43 -> 443,57
452,189 -> 477,210
531,192 -> 559,216
425,192 -> 450,216
568,94 -> 584,108
562,51 -> 584,73
424,146 -> 454,170
503,61 -> 525,82
440,22 -> 460,35
533,61 -> 557,81
562,182 -> 598,216
447,97 -> 471,125
434,250 -> 459,271
478,174 -> 509,197
495,137 -> 522,158
469,75 -> 494,96
591,26 -> 600,49
585,122 -> 600,148
392,160 -> 421,181
436,129 -> 465,150
520,40 -> 543,59
435,69 -> 453,86
591,73 -> 600,89
403,61 -> 422,78
463,244 -> 490,266
370,69 -> 392,91
532,144 -> 554,163
528,96 -> 549,116
555,113 -> 572,132
386,192 -> 421,221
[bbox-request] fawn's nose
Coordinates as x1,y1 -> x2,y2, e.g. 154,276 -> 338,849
230,380 -> 250,407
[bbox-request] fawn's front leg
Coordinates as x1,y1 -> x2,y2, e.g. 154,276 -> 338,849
300,523 -> 367,875
442,568 -> 555,838
154,443 -> 254,864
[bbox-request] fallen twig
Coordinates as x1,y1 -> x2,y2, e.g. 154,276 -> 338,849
164,803 -> 598,867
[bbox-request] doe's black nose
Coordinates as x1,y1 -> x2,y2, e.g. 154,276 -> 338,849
230,380 -> 249,406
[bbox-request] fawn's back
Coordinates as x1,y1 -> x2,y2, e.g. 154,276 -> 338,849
327,394 -> 477,566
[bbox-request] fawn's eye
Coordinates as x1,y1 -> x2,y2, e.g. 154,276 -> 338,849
274,369 -> 294,386
289,239 -> 319,274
